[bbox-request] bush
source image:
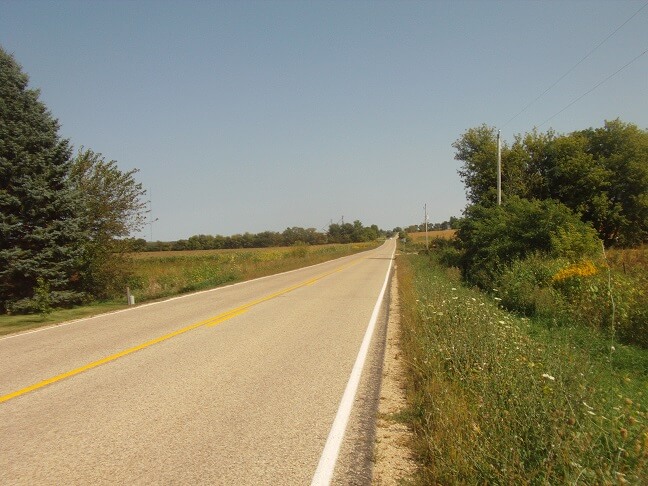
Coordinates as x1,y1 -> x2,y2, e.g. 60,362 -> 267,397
498,255 -> 566,318
492,252 -> 648,347
458,197 -> 600,288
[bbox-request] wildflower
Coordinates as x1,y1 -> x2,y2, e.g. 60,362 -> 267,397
542,373 -> 556,381
451,288 -> 457,291
552,260 -> 598,282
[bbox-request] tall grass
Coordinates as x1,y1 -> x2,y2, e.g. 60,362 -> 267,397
494,246 -> 648,348
399,253 -> 648,484
0,242 -> 379,335
126,242 -> 379,301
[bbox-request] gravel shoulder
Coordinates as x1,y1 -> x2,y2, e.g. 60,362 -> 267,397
372,263 -> 417,484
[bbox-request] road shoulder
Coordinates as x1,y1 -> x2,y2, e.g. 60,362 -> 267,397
372,263 -> 417,484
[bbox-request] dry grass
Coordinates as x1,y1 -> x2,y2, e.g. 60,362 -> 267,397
607,245 -> 648,276
127,242 -> 379,301
130,244 -> 351,260
408,230 -> 456,243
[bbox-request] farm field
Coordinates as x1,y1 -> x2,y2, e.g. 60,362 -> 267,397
0,241 -> 381,336
408,229 -> 456,242
128,242 -> 381,301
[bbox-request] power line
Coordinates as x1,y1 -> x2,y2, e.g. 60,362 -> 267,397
538,47 -> 648,128
502,1 -> 648,128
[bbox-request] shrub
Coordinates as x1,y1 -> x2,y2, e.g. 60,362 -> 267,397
458,197 -> 600,289
498,255 -> 566,318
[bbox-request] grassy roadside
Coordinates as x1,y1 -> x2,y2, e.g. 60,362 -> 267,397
398,252 -> 648,484
0,241 -> 380,336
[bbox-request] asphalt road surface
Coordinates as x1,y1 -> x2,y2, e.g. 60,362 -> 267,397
0,239 -> 396,485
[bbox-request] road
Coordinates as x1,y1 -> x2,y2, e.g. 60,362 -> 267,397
0,238 -> 396,485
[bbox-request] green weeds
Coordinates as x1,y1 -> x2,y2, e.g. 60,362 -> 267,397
399,253 -> 648,484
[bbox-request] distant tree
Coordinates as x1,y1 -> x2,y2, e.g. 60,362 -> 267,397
128,238 -> 148,252
327,220 -> 379,243
0,47 -> 88,312
254,231 -> 281,248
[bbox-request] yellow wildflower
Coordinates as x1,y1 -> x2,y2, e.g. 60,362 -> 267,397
552,260 -> 598,282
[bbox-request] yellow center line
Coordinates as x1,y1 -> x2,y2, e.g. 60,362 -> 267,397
0,257 -> 363,404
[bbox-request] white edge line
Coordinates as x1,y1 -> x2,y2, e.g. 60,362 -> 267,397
310,243 -> 395,486
0,242 -> 390,342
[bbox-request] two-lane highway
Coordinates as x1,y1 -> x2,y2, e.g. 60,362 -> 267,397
0,238 -> 396,485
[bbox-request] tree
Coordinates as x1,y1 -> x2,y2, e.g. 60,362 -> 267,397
70,148 -> 147,243
454,121 -> 648,246
0,47 -> 88,313
580,120 -> 648,245
453,124 -> 501,206
68,148 -> 148,297
457,196 -> 600,288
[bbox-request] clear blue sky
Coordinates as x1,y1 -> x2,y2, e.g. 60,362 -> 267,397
2,0 -> 646,241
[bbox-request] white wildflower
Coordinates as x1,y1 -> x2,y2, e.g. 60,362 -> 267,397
542,373 -> 555,381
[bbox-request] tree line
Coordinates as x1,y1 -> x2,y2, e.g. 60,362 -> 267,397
136,221 -> 387,252
454,120 -> 648,246
400,217 -> 460,234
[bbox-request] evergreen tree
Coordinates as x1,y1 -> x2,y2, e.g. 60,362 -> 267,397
0,47 -> 87,312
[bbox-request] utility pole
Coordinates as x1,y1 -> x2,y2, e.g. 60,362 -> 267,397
497,129 -> 502,206
147,196 -> 158,242
424,203 -> 429,252
149,217 -> 159,242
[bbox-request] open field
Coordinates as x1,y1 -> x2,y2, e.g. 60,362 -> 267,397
0,241 -> 380,336
408,229 -> 456,243
128,242 -> 381,301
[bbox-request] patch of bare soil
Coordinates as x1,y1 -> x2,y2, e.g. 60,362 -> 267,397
372,265 -> 417,485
